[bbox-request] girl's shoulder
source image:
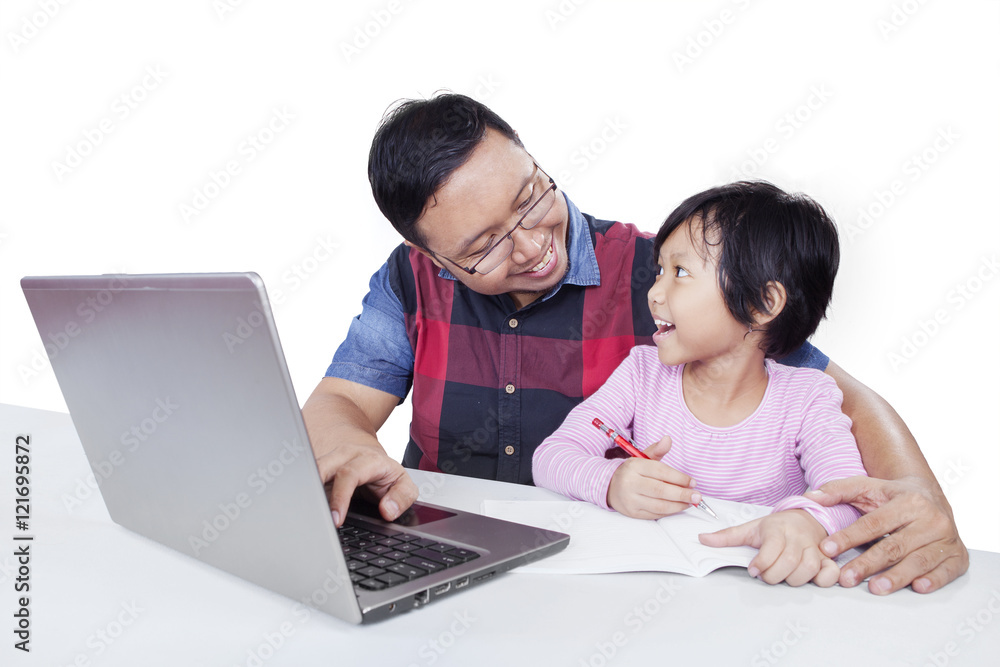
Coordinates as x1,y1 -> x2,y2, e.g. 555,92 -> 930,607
765,358 -> 841,398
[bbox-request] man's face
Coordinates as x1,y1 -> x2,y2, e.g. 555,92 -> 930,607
412,128 -> 570,308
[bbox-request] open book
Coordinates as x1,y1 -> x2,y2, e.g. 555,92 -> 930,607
483,497 -> 862,577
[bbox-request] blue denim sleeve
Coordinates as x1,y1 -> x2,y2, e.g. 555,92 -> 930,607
325,261 -> 414,400
776,340 -> 830,371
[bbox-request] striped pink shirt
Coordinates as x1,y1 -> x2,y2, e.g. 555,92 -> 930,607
532,346 -> 866,535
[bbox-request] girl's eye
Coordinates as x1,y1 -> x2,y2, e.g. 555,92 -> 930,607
674,266 -> 690,278
657,265 -> 664,277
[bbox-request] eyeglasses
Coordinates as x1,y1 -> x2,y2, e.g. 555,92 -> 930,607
434,165 -> 557,276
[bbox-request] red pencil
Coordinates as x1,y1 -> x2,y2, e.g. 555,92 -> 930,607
591,417 -> 718,519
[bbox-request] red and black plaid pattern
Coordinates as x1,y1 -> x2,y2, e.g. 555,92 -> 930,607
389,215 -> 657,484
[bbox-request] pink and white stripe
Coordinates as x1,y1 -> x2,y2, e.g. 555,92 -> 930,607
532,346 -> 866,535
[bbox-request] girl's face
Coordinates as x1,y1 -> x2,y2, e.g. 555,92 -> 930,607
647,218 -> 749,368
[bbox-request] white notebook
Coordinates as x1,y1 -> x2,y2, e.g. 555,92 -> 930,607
482,497 -> 862,577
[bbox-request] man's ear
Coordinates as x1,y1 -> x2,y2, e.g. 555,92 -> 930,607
755,280 -> 788,326
404,240 -> 446,270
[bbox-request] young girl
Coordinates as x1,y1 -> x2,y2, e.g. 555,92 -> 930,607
532,181 -> 867,587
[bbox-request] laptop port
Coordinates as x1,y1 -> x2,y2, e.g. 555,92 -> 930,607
472,571 -> 495,583
454,576 -> 470,589
433,582 -> 451,595
415,589 -> 430,606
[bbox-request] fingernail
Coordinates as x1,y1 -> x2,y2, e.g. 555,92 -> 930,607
820,539 -> 837,556
913,577 -> 932,593
689,480 -> 697,489
384,500 -> 400,521
804,489 -> 823,499
691,492 -> 702,504
872,577 -> 892,594
748,566 -> 760,578
842,569 -> 858,587
331,510 -> 341,526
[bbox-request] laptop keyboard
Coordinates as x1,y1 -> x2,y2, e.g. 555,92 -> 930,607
338,519 -> 481,592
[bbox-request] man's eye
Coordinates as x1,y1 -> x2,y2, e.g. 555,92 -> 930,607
467,237 -> 496,259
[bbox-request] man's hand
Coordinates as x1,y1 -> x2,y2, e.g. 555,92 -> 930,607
805,475 -> 969,594
607,435 -> 701,519
302,378 -> 418,528
317,443 -> 418,528
699,509 -> 840,587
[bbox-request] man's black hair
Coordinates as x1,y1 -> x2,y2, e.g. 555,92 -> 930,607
368,93 -> 523,248
653,181 -> 840,358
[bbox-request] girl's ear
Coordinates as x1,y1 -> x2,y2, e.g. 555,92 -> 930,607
404,240 -> 446,270
755,281 -> 788,326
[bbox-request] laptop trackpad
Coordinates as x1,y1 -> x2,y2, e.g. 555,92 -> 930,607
348,497 -> 455,527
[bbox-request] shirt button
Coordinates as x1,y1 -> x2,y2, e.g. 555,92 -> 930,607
508,318 -> 518,328
505,383 -> 515,394
505,445 -> 515,456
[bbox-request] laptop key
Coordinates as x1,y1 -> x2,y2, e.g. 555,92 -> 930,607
426,543 -> 452,552
352,551 -> 378,562
384,550 -> 409,561
387,562 -> 427,580
395,542 -> 421,552
358,578 -> 388,591
403,557 -> 444,573
411,538 -> 437,548
446,548 -> 480,561
346,560 -> 364,571
411,549 -> 453,566
376,537 -> 403,548
349,572 -> 366,583
356,565 -> 386,578
370,556 -> 395,568
367,545 -> 392,555
375,572 -> 409,587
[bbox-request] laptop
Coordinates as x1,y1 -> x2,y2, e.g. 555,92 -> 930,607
21,272 -> 569,624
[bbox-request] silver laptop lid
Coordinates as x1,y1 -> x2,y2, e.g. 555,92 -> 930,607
21,273 -> 362,623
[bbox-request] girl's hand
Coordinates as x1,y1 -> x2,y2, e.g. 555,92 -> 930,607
699,509 -> 840,586
606,435 -> 701,519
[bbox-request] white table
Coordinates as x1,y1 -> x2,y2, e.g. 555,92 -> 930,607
2,403 -> 998,666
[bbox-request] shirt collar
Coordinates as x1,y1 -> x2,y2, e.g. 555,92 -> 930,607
436,192 -> 601,293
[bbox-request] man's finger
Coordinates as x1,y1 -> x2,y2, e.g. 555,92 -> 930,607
805,476 -> 885,511
379,474 -> 419,521
820,506 -> 901,558
840,538 -> 969,594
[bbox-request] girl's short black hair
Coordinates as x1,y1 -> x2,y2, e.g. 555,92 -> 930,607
368,93 -> 523,248
653,181 -> 840,358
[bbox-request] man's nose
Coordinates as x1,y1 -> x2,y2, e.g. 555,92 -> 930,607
509,225 -> 544,265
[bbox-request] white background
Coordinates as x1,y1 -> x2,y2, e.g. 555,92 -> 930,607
1,0 -> 997,554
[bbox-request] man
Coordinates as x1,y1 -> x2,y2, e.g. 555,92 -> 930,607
302,93 -> 968,595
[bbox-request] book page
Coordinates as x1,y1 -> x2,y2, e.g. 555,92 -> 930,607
483,497 -> 766,576
484,498 -> 863,577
